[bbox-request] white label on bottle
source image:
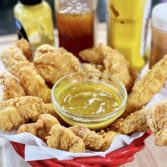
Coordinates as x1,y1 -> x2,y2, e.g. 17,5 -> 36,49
29,33 -> 42,44
140,0 -> 152,57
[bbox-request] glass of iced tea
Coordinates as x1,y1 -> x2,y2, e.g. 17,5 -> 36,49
55,0 -> 95,56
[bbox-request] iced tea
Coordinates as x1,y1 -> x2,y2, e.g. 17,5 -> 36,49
56,1 -> 94,56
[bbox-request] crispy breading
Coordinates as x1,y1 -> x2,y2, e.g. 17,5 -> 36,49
47,124 -> 85,153
79,44 -> 111,64
42,103 -> 64,125
82,63 -> 100,72
0,106 -> 26,131
146,101 -> 167,133
124,55 -> 167,117
155,128 -> 167,146
17,114 -> 60,141
0,96 -> 44,131
145,101 -> 167,146
79,44 -> 133,91
99,130 -> 117,151
1,47 -> 51,102
17,119 -> 43,137
0,73 -> 25,100
34,44 -> 66,58
70,125 -> 104,151
0,96 -> 59,131
34,44 -> 81,85
16,39 -> 32,60
103,50 -> 133,91
110,109 -> 148,134
43,103 -> 60,118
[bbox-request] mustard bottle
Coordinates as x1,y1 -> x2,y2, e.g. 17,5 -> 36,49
107,0 -> 152,70
14,0 -> 54,51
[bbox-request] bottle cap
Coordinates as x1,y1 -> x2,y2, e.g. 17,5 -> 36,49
152,3 -> 167,32
20,0 -> 42,5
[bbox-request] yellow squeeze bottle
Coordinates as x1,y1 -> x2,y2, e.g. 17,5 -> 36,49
107,0 -> 151,70
14,0 -> 54,51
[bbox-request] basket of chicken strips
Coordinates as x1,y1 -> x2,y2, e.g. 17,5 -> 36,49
1,39 -> 167,167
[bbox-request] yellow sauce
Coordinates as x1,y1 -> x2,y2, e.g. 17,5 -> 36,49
56,82 -> 121,117
53,80 -> 126,130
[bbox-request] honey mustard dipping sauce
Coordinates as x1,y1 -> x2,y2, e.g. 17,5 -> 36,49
57,82 -> 120,117
52,72 -> 127,130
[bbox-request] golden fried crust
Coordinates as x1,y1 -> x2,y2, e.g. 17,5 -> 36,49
38,114 -> 60,133
17,114 -> 60,141
34,44 -> 66,58
0,97 -> 59,132
82,63 -> 101,72
1,47 -> 51,102
99,130 -> 117,151
0,96 -> 46,131
103,50 -> 133,91
47,125 -> 85,153
155,128 -> 167,146
0,107 -> 25,131
0,96 -> 44,120
0,73 -> 25,100
79,44 -> 112,64
70,125 -> 104,151
16,39 -> 32,60
146,101 -> 167,133
79,44 -> 133,91
110,109 -> 148,134
124,55 -> 167,117
34,44 -> 81,85
17,120 -> 43,136
145,101 -> 167,146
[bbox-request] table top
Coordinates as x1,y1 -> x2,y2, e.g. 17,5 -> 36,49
0,24 -> 167,167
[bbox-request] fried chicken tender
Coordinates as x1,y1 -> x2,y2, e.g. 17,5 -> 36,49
17,118 -> 43,137
34,44 -> 66,58
146,101 -> 167,146
17,114 -> 60,141
79,44 -> 111,64
0,96 -> 58,131
0,96 -> 44,131
103,50 -> 133,91
0,106 -> 25,131
1,47 -> 51,102
70,125 -> 104,151
47,124 -> 85,153
99,130 -> 117,151
155,128 -> 167,146
110,109 -> 149,134
146,101 -> 167,134
124,55 -> 167,117
34,44 -> 81,85
79,44 -> 133,90
0,73 -> 25,100
16,39 -> 32,60
111,101 -> 167,135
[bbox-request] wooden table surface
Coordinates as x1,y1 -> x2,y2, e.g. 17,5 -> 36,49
0,24 -> 167,167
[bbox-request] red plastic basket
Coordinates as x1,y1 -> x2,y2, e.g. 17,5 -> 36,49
11,131 -> 151,167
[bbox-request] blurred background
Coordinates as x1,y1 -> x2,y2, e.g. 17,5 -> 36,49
0,0 -> 164,36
